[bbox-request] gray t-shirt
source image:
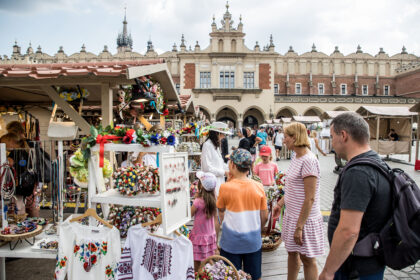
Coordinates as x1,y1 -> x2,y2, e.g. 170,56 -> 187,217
328,150 -> 392,276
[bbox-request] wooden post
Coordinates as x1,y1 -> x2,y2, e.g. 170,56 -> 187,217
376,116 -> 380,153
101,83 -> 113,128
41,86 -> 90,134
160,115 -> 165,128
409,116 -> 413,162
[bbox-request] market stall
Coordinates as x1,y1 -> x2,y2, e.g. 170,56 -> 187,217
320,111 -> 349,153
0,61 -> 197,280
356,106 -> 417,161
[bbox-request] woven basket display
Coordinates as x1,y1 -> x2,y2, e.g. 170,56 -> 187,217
198,255 -> 240,280
262,231 -> 282,252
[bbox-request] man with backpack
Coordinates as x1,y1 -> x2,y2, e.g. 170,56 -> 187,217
319,112 -> 392,280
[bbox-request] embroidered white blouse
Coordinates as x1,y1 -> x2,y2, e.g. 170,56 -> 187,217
117,225 -> 194,280
54,216 -> 121,280
200,140 -> 228,197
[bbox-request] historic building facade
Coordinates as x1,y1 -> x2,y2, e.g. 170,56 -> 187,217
2,3 -> 419,127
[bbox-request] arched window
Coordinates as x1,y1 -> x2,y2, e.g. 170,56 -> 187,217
218,39 -> 224,52
231,39 -> 236,52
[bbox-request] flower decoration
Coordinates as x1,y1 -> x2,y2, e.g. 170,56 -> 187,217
166,135 -> 176,146
123,129 -> 136,144
159,137 -> 167,145
114,166 -> 160,196
107,206 -> 161,238
150,134 -> 159,145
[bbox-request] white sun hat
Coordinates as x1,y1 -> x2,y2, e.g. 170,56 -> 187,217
208,121 -> 232,135
196,171 -> 217,191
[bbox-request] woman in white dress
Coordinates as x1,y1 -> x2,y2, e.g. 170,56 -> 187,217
200,122 -> 232,197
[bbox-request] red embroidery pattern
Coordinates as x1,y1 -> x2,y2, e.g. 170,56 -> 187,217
118,247 -> 133,279
141,238 -> 172,279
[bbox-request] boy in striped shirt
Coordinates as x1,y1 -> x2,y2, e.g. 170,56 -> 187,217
217,148 -> 268,280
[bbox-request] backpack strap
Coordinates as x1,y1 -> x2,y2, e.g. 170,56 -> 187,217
339,157 -> 393,258
339,157 -> 393,185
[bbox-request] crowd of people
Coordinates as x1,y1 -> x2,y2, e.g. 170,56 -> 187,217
0,115 -> 401,280
191,113 -> 393,280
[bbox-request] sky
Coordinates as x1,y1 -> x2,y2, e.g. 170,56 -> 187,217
0,0 -> 419,58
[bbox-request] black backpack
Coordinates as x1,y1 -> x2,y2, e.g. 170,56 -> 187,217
343,158 -> 420,270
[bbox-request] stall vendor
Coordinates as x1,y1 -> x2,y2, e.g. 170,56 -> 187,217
388,129 -> 399,141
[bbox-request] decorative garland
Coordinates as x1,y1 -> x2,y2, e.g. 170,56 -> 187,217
81,125 -> 177,166
114,166 -> 160,196
69,148 -> 112,184
107,206 -> 161,238
117,76 -> 169,119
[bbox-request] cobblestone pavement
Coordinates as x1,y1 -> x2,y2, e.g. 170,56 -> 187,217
3,139 -> 420,279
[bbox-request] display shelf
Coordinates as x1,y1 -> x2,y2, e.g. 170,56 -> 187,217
91,189 -> 161,208
91,143 -> 174,153
0,231 -> 57,259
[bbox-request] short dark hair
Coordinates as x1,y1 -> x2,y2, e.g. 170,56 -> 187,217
234,163 -> 250,173
331,112 -> 370,144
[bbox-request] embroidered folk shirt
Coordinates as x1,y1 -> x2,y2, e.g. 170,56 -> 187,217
54,216 -> 121,280
117,225 -> 195,280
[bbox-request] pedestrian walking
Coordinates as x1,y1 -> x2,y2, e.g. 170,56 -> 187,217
273,122 -> 325,280
319,112 -> 392,280
273,128 -> 284,161
238,128 -> 251,152
309,130 -> 327,159
217,148 -> 268,280
246,127 -> 262,165
201,121 -> 232,197
256,126 -> 268,150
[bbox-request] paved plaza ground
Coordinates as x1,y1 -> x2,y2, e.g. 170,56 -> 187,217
3,139 -> 420,279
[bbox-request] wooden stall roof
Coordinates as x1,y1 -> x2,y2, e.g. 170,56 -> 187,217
321,111 -> 349,120
0,60 -> 180,105
292,116 -> 321,123
409,102 -> 420,113
356,106 -> 417,117
0,60 -> 182,134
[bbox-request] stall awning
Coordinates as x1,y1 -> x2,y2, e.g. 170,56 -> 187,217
0,60 -> 182,134
356,106 -> 417,117
321,111 -> 349,120
292,116 -> 321,123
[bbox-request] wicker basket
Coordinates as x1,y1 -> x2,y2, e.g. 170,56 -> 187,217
262,231 -> 282,252
197,255 -> 240,280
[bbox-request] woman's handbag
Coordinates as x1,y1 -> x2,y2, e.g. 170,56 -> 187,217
250,146 -> 256,155
47,104 -> 78,140
16,149 -> 37,197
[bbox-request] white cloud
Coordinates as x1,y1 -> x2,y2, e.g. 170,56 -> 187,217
0,0 -> 419,56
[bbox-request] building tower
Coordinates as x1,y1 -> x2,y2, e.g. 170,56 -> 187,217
116,8 -> 133,53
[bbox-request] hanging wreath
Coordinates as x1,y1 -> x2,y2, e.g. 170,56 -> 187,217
58,86 -> 89,102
